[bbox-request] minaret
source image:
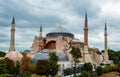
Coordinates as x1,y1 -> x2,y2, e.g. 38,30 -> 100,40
83,12 -> 92,63
9,16 -> 15,51
84,12 -> 88,46
103,22 -> 109,61
39,25 -> 42,40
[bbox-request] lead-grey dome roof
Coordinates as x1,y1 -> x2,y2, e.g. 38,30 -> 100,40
32,53 -> 49,62
56,52 -> 69,61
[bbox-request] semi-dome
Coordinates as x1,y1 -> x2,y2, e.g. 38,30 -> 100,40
32,53 -> 49,62
5,51 -> 23,61
56,52 -> 69,61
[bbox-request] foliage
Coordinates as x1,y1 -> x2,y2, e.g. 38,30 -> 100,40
78,71 -> 90,77
4,57 -> 15,73
108,49 -> 120,64
83,62 -> 93,72
31,74 -> 46,77
117,63 -> 120,73
0,58 -> 20,75
0,51 -> 6,57
20,71 -> 31,77
29,64 -> 36,74
70,47 -> 82,76
35,60 -> 49,75
54,75 -> 61,77
103,65 -> 113,73
48,52 -> 59,76
48,61 -> 59,76
49,52 -> 59,63
0,59 -> 7,73
0,74 -> 12,77
20,55 -> 31,73
96,66 -> 104,76
64,68 -> 73,76
70,47 -> 82,60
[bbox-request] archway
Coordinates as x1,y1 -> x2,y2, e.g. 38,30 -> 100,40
45,41 -> 56,49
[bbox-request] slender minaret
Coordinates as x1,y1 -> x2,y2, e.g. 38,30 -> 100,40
39,25 -> 42,40
9,16 -> 15,51
84,12 -> 88,46
83,12 -> 92,63
103,22 -> 109,61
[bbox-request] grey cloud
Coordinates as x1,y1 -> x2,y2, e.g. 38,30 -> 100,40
0,0 -> 120,51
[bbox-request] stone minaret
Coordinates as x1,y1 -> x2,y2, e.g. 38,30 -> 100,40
103,22 -> 109,61
9,17 -> 15,51
39,25 -> 42,40
83,12 -> 92,63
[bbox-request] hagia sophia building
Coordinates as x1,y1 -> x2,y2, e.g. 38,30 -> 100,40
5,12 -> 111,74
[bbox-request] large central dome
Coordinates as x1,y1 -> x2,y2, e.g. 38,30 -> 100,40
46,25 -> 74,38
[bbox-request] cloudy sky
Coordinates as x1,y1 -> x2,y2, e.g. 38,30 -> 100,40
0,0 -> 120,52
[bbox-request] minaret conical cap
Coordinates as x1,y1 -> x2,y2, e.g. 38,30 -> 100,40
105,22 -> 107,30
40,25 -> 42,32
85,11 -> 88,22
11,16 -> 15,24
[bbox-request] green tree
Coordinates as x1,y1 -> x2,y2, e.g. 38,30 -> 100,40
64,68 -> 73,76
96,66 -> 103,76
48,61 -> 59,76
0,59 -> 7,73
108,49 -> 119,64
4,58 -> 15,74
78,71 -> 90,77
49,52 -> 59,62
0,51 -> 6,57
103,65 -> 113,73
70,47 -> 82,76
83,62 -> 93,72
48,52 -> 59,76
35,60 -> 49,75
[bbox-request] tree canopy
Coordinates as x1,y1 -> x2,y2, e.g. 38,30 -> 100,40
83,62 -> 93,72
0,51 -> 6,57
70,47 -> 82,76
49,52 -> 59,63
108,49 -> 120,64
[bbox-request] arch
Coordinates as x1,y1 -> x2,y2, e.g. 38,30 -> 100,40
45,41 -> 56,49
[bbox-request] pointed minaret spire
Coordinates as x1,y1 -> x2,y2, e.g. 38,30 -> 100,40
39,25 -> 42,40
105,21 -> 107,30
85,11 -> 88,22
9,16 -> 15,52
11,16 -> 15,24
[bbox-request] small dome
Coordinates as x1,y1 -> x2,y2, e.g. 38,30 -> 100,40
5,51 -> 23,61
42,49 -> 51,53
56,52 -> 68,61
32,53 -> 49,62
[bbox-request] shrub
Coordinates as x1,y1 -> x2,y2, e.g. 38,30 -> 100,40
78,71 -> 90,77
83,62 -> 93,72
96,66 -> 103,76
103,65 -> 113,73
